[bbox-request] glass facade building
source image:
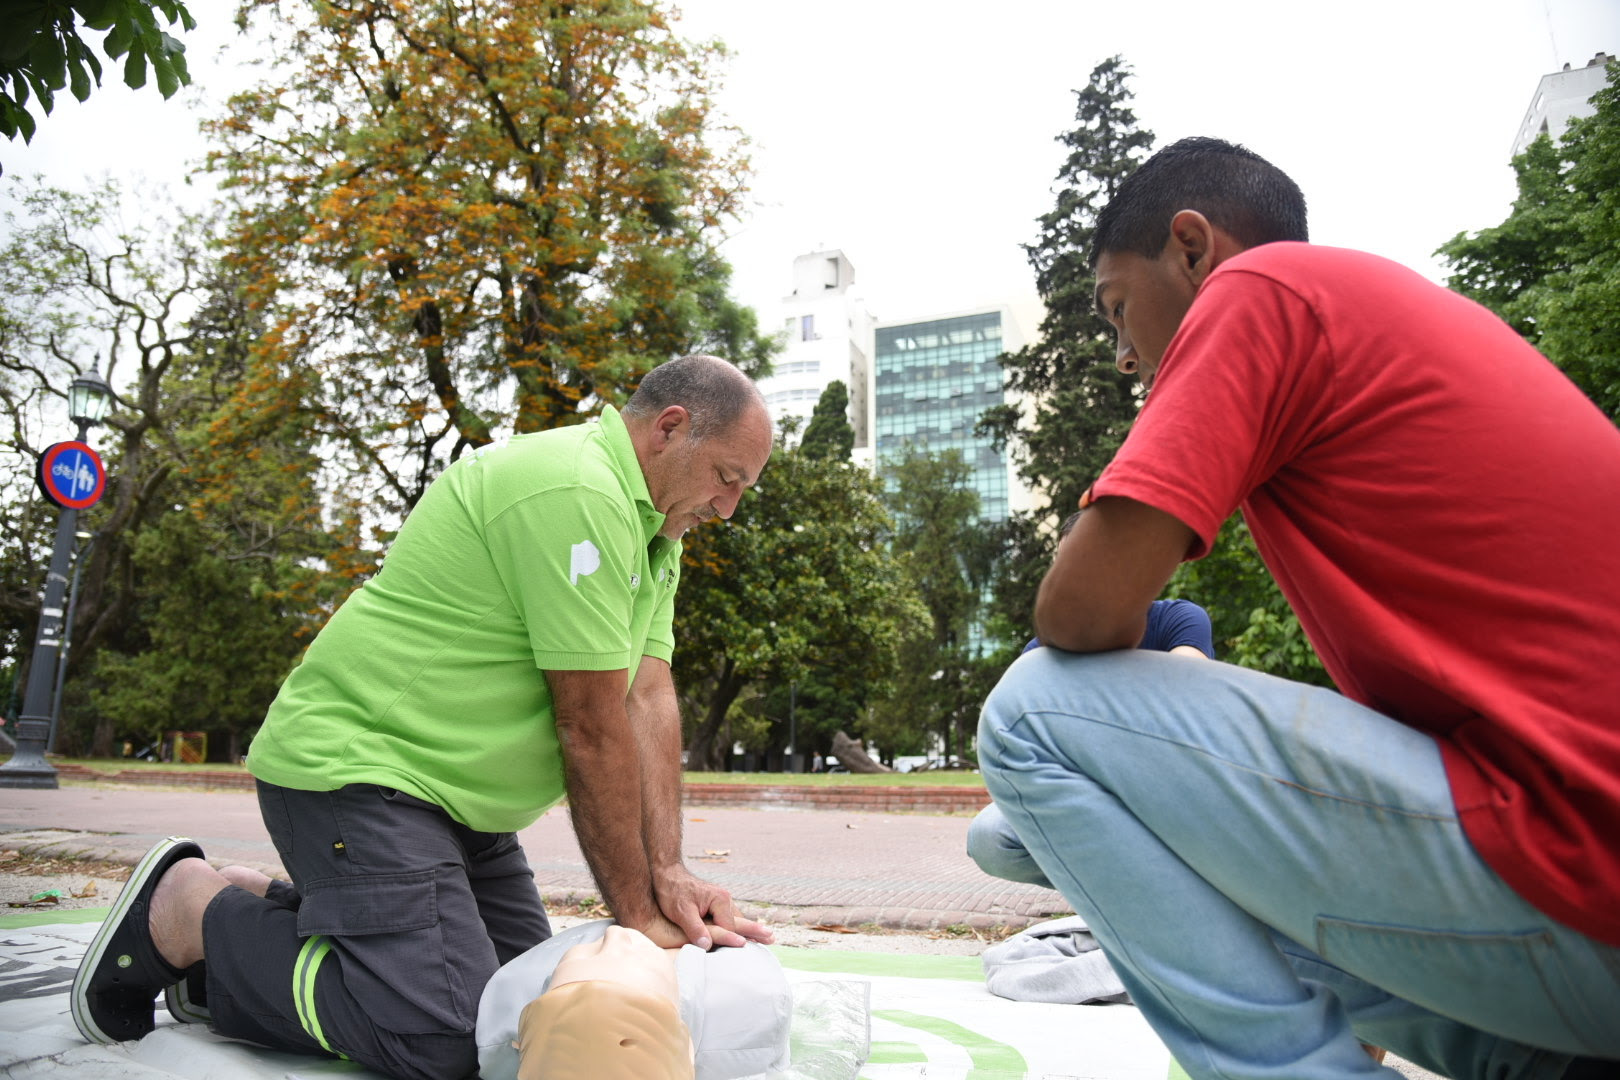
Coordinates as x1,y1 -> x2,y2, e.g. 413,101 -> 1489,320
874,310 -> 1010,521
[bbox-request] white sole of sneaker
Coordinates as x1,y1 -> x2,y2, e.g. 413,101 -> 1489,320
164,970 -> 210,1024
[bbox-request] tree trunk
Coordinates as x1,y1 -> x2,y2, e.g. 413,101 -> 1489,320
831,730 -> 891,773
89,716 -> 116,758
686,658 -> 745,771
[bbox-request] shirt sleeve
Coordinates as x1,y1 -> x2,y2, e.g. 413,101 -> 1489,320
486,486 -> 640,671
1094,268 -> 1336,559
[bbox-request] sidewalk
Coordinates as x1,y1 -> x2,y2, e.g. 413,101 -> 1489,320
0,783 -> 1071,933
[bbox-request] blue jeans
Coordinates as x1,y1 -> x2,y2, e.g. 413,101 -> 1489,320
976,649 -> 1620,1080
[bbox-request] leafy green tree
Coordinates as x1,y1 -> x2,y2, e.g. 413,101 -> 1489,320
868,448 -> 999,762
0,180 -> 207,755
1440,63 -> 1620,419
799,379 -> 854,461
1163,517 -> 1329,686
208,0 -> 774,514
977,55 -> 1154,515
0,182 -> 334,758
0,0 -> 195,159
673,445 -> 927,771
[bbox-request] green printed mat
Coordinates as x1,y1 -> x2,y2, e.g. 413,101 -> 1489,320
773,945 -> 1185,1080
2,911 -> 1187,1079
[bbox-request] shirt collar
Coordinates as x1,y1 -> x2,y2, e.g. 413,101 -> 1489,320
596,405 -> 671,547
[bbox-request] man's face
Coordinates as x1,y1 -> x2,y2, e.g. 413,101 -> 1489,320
1094,245 -> 1202,393
646,406 -> 773,540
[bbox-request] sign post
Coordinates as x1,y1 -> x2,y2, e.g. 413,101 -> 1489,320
0,441 -> 106,788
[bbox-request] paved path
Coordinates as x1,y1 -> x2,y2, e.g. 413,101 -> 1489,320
0,784 -> 1071,932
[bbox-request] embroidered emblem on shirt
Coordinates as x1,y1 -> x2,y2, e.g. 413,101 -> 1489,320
569,540 -> 601,585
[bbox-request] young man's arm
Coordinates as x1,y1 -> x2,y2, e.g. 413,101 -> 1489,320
624,657 -> 772,948
1034,496 -> 1197,653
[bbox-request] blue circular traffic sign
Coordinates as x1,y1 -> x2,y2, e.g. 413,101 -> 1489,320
37,441 -> 106,510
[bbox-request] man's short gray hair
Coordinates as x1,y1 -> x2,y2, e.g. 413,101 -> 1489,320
622,354 -> 768,442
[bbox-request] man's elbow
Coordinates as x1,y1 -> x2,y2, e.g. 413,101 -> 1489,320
1033,599 -> 1144,653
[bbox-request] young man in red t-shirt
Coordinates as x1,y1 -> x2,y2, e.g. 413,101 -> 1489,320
977,137 -> 1620,1079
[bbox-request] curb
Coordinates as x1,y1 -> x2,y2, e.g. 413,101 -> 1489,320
5,830 -> 1059,935
49,765 -> 994,815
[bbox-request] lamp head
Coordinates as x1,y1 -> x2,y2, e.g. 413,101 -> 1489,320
68,360 -> 113,429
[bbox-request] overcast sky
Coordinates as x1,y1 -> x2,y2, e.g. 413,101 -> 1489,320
5,0 -> 1617,328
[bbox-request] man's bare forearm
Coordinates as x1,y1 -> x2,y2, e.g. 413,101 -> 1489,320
550,670 -> 660,929
627,662 -> 685,875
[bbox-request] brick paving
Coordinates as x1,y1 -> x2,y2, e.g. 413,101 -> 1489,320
0,781 -> 1071,932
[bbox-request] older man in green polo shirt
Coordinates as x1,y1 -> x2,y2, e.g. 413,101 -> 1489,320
71,355 -> 776,1080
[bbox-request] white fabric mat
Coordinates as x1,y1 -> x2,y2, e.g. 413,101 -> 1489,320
1,918 -> 1174,1080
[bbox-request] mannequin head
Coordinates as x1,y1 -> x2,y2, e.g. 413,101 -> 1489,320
514,926 -> 694,1080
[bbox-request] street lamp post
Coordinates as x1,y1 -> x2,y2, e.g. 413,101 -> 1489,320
0,364 -> 113,789
48,530 -> 98,753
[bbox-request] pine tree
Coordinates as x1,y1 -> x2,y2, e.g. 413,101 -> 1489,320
799,380 -> 854,461
977,55 -> 1155,517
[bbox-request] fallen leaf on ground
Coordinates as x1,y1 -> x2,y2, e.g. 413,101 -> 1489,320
688,818 -> 706,823
809,924 -> 858,934
7,890 -> 62,908
845,823 -> 859,829
703,849 -> 730,857
71,880 -> 98,898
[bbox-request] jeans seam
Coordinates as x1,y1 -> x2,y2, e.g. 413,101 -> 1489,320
1017,708 -> 1455,822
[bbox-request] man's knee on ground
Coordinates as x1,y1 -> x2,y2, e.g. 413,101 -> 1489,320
366,1028 -> 480,1080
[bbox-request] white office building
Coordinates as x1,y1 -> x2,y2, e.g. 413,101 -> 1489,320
754,250 -> 877,463
1511,51 -> 1615,157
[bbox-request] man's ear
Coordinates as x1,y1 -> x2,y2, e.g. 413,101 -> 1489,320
1167,209 -> 1219,286
651,405 -> 688,449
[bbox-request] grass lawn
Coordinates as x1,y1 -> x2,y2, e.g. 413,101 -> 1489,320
22,757 -> 985,788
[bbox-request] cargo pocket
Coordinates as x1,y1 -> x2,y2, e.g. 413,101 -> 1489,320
297,870 -> 471,1035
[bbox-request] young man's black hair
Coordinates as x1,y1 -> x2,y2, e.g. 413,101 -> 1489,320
1090,137 -> 1309,265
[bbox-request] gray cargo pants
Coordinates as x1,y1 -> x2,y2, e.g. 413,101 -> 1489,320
200,781 -> 552,1080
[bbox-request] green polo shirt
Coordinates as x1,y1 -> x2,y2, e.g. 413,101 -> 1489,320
247,407 -> 682,833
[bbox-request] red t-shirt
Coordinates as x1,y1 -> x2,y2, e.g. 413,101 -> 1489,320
1095,243 -> 1620,946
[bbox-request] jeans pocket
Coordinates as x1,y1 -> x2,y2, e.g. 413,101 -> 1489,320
297,870 -> 471,1035
1315,916 -> 1596,1052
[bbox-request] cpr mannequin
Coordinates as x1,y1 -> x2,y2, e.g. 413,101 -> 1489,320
477,921 -> 791,1080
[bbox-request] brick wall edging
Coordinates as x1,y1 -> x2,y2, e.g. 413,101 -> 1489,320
52,765 -> 990,813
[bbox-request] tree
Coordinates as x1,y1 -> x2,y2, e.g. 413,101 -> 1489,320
976,57 -> 1326,684
0,0 -> 195,160
0,181 -> 333,758
1163,517 -> 1329,687
868,448 -> 1000,763
208,0 -> 775,516
673,445 -> 927,771
798,379 -> 854,461
1439,63 -> 1620,420
977,55 -> 1154,515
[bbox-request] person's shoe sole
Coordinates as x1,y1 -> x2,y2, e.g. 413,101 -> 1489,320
71,835 -> 203,1044
163,963 -> 210,1024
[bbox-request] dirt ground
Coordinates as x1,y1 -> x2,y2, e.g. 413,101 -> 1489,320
0,848 -> 994,956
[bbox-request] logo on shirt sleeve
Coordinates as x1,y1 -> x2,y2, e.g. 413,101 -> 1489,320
569,540 -> 601,585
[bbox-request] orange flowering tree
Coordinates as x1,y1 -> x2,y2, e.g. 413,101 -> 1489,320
208,0 -> 773,513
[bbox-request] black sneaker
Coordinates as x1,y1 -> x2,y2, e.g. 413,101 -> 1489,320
71,836 -> 202,1043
